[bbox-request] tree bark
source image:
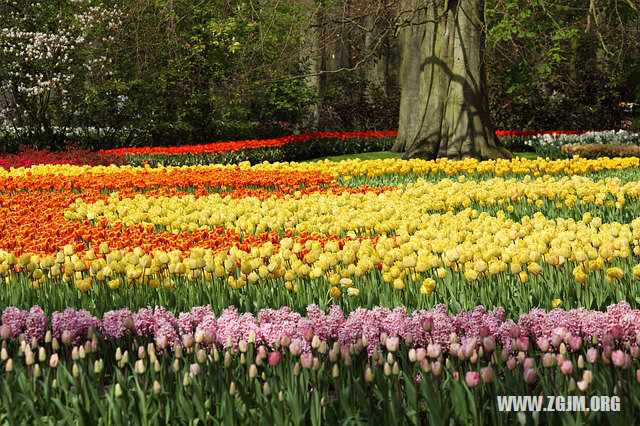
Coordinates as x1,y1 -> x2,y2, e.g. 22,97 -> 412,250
393,0 -> 511,160
300,0 -> 322,131
364,14 -> 390,100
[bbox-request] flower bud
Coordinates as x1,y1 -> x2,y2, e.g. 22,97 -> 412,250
365,367 -> 374,382
523,357 -> 535,370
569,378 -> 576,392
384,363 -> 392,376
586,348 -> 598,363
516,337 -> 529,352
289,340 -> 302,357
536,337 -> 549,352
523,368 -> 537,384
5,358 -> 13,372
173,358 -> 180,372
422,318 -> 433,333
465,371 -> 479,387
0,325 -> 11,340
49,353 -> 59,368
197,349 -> 207,364
408,348 -> 417,363
115,347 -> 122,361
385,336 -> 399,353
182,334 -> 195,349
301,353 -> 313,370
294,362 -> 301,376
153,380 -> 161,394
33,364 -> 41,378
263,381 -> 270,396
135,359 -> 145,374
431,361 -> 442,376
509,325 -> 521,339
542,353 -> 555,368
72,363 -> 80,378
183,372 -> 191,387
138,346 -> 146,360
560,360 -> 573,375
481,366 -> 494,383
224,351 -> 232,367
71,347 -> 79,361
577,355 -> 585,369
238,340 -> 248,353
427,343 -> 442,359
420,358 -> 431,373
612,350 -> 626,367
115,383 -> 123,397
332,364 -> 340,378
0,348 -> 7,361
25,350 -> 35,366
386,352 -> 394,365
483,336 -> 496,352
583,369 -> 593,384
190,363 -> 201,377
249,364 -> 258,379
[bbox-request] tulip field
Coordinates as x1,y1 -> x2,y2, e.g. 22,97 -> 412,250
4,144 -> 640,423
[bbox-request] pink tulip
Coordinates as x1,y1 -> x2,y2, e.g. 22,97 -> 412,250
586,348 -> 598,363
523,368 -> 537,384
480,366 -> 494,384
300,353 -> 313,369
560,360 -> 573,375
385,337 -> 399,353
422,318 -> 433,333
523,357 -> 535,370
611,349 -> 625,367
465,371 -> 479,387
542,353 -> 555,368
536,337 -> 549,352
569,336 -> 582,352
427,343 -> 442,359
268,351 -> 281,367
483,336 -> 496,352
289,340 -> 302,357
0,325 -> 11,339
516,337 -> 530,352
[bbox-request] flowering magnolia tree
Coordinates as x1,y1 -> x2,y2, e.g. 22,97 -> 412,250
0,0 -> 121,148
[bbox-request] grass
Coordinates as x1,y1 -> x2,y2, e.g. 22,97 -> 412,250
306,151 -> 540,162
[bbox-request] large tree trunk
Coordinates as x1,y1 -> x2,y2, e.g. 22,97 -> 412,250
364,14 -> 390,101
300,0 -> 321,131
393,0 -> 511,160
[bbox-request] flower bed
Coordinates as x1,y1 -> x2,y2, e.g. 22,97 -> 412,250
1,302 -> 638,423
2,153 -> 640,422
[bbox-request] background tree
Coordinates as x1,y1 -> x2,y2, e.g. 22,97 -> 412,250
392,0 -> 511,160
